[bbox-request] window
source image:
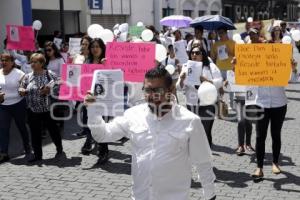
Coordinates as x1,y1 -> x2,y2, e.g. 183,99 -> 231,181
162,8 -> 174,17
211,11 -> 219,15
183,10 -> 193,17
199,10 -> 206,16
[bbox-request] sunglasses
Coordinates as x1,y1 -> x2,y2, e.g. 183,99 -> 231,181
45,49 -> 53,52
191,51 -> 201,56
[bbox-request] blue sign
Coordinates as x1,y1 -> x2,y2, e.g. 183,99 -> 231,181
88,0 -> 103,10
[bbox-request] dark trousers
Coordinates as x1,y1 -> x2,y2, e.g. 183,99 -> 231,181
235,100 -> 253,146
256,105 -> 287,168
82,105 -> 109,155
0,99 -> 31,154
187,104 -> 216,147
28,110 -> 63,159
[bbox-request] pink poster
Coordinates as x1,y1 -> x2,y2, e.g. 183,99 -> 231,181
59,64 -> 113,101
6,25 -> 35,51
106,42 -> 156,82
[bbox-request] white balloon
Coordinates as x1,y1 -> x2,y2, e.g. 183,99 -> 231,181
119,23 -> 129,33
113,24 -> 119,30
87,24 -> 104,39
99,29 -> 114,44
291,30 -> 300,42
197,82 -> 218,105
114,29 -> 120,36
247,17 -> 253,23
282,36 -> 292,44
137,22 -> 144,27
155,44 -> 167,62
118,32 -> 128,42
232,33 -> 242,42
32,20 -> 42,30
141,29 -> 154,42
165,64 -> 175,75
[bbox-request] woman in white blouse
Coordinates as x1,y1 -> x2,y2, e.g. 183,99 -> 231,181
44,41 -> 65,78
0,53 -> 31,163
176,46 -> 223,147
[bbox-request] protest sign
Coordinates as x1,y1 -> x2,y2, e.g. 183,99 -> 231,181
129,26 -> 144,37
6,25 -> 35,51
174,40 -> 188,64
59,64 -> 113,101
106,42 -> 155,82
90,70 -> 124,116
68,38 -> 82,55
53,37 -> 62,49
226,70 -> 246,92
235,44 -> 292,86
184,60 -> 202,86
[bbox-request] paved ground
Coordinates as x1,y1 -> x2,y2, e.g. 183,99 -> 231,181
1,84 -> 300,200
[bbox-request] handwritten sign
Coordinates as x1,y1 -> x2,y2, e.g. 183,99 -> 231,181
129,26 -> 144,37
235,44 -> 292,86
59,64 -> 113,101
106,42 -> 155,82
6,25 -> 35,51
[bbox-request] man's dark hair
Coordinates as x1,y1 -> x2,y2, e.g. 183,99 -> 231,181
145,66 -> 173,88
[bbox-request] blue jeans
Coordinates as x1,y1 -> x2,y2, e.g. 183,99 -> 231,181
0,99 -> 31,155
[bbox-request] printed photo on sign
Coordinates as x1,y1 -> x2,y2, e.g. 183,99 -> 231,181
67,65 -> 81,87
217,45 -> 229,60
10,27 -> 20,42
54,37 -> 63,49
184,60 -> 203,86
90,70 -> 124,116
245,86 -> 258,105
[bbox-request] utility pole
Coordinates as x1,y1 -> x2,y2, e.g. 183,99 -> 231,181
59,0 -> 65,41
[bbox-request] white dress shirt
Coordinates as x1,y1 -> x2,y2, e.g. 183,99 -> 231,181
255,86 -> 287,108
88,103 -> 216,200
176,62 -> 223,106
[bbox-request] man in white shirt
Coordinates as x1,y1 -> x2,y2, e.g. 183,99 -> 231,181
86,66 -> 216,200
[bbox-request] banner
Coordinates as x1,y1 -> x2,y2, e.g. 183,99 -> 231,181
6,25 -> 35,51
59,64 -> 113,101
106,42 -> 155,82
235,44 -> 292,86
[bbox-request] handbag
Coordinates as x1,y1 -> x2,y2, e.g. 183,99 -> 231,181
217,96 -> 228,120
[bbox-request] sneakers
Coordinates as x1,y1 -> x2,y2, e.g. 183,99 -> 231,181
0,153 -> 10,164
81,140 -> 94,155
236,146 -> 245,156
28,156 -> 42,163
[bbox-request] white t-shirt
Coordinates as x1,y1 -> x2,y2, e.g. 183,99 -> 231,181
0,68 -> 25,105
47,58 -> 65,77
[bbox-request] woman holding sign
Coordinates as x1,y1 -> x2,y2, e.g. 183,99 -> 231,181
176,47 -> 222,147
80,38 -> 110,165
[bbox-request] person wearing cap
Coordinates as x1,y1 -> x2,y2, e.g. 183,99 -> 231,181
187,26 -> 210,55
280,21 -> 291,37
269,26 -> 283,43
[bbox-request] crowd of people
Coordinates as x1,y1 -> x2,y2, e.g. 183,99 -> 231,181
0,19 -> 299,200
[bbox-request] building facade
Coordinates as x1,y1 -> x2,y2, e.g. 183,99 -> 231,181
222,0 -> 300,23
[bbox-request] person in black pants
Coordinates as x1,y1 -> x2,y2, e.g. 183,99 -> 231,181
253,105 -> 287,178
19,53 -> 64,162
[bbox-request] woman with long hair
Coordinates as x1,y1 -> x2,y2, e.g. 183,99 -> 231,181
177,46 -> 223,147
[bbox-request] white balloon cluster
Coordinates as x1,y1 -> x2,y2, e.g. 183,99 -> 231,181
197,82 -> 218,105
87,24 -> 114,44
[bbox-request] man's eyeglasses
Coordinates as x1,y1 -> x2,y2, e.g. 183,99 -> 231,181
191,51 -> 201,56
143,87 -> 166,94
